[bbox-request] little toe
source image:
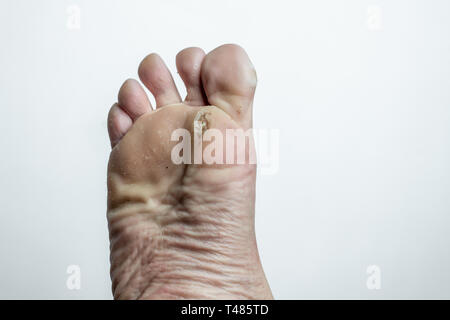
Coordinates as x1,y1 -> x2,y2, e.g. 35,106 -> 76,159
201,44 -> 257,129
176,47 -> 207,106
118,79 -> 152,120
107,103 -> 132,148
138,53 -> 181,108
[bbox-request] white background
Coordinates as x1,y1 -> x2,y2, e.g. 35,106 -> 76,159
0,0 -> 449,299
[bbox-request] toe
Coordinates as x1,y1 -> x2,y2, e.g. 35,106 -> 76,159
108,103 -> 132,148
201,44 -> 257,129
176,47 -> 207,106
118,79 -> 152,120
138,53 -> 181,108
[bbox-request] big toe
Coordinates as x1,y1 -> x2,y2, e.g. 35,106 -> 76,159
201,44 -> 257,129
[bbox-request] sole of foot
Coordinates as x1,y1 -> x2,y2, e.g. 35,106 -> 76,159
107,44 -> 273,300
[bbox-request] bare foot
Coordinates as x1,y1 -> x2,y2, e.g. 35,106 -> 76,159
106,44 -> 272,299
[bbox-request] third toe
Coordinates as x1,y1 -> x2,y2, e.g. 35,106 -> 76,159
138,53 -> 181,107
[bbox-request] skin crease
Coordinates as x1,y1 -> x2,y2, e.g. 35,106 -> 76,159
107,44 -> 273,299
